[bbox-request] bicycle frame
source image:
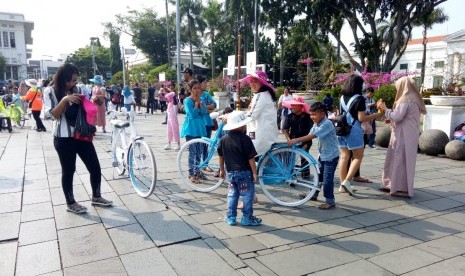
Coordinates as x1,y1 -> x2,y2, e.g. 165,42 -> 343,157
111,110 -> 143,169
195,119 -> 225,170
257,143 -> 320,186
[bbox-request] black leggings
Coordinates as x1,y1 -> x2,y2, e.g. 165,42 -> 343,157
32,110 -> 45,130
53,137 -> 101,205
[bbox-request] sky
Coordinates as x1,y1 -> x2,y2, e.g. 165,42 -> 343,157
3,0 -> 465,61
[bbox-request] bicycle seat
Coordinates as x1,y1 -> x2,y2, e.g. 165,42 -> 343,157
110,119 -> 130,128
270,142 -> 289,149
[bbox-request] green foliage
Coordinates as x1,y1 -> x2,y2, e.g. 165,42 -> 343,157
421,88 -> 442,98
0,53 -> 6,78
316,86 -> 342,107
111,71 -> 124,85
66,44 -> 112,83
147,64 -> 176,83
275,86 -> 286,100
374,84 -> 396,109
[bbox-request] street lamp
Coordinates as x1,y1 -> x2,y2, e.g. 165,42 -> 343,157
90,37 -> 98,76
235,20 -> 244,111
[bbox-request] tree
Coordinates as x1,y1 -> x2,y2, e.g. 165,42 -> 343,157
413,7 -> 448,88
306,0 -> 447,72
203,0 -> 223,77
180,0 -> 206,69
0,53 -> 6,79
103,23 -> 123,75
66,45 -> 111,83
261,0 -> 300,85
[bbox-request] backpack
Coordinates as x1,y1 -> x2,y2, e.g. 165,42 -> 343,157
111,93 -> 120,105
333,95 -> 360,136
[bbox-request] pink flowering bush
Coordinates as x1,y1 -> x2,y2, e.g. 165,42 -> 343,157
334,68 -> 418,89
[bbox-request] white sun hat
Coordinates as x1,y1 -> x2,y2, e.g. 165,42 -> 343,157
223,111 -> 253,131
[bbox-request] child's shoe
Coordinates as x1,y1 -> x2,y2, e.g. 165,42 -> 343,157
241,215 -> 262,226
174,145 -> 180,151
225,216 -> 237,226
164,144 -> 171,150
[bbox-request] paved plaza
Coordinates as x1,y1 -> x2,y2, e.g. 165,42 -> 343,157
1,111 -> 465,276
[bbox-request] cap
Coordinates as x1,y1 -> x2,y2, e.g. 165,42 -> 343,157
182,68 -> 193,75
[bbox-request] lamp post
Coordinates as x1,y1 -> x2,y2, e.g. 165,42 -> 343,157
90,37 -> 98,76
235,20 -> 243,111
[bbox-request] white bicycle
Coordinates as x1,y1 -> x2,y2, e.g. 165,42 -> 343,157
109,108 -> 157,197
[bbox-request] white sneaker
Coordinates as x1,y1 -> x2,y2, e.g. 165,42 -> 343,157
174,146 -> 180,150
341,180 -> 355,196
164,144 -> 172,150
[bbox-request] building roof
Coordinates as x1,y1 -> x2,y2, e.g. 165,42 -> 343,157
407,35 -> 445,45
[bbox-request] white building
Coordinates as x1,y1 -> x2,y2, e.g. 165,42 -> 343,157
394,29 -> 465,89
0,12 -> 33,81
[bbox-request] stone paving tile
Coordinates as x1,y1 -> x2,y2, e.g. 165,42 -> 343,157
107,179 -> 135,196
121,247 -> 176,275
160,239 -> 237,275
0,211 -> 20,241
415,234 -> 465,259
368,246 -> 442,274
190,211 -> 225,225
420,182 -> 465,198
107,223 -> 155,254
402,256 -> 465,276
58,224 -> 117,268
302,217 -> 364,237
251,226 -> 318,248
446,193 -> 465,204
0,178 -> 23,194
222,235 -> 267,255
136,210 -> 200,246
119,193 -> 167,214
0,242 -> 17,276
64,257 -> 127,276
256,241 -> 360,276
337,198 -> 403,213
331,228 -> 422,258
416,197 -> 464,212
313,259 -> 394,276
243,258 -> 278,276
280,206 -> 355,226
204,237 -> 246,269
16,240 -> 61,276
50,185 -> 89,206
437,210 -> 465,226
392,216 -> 464,241
19,218 -> 57,246
0,192 -> 22,213
95,205 -> 137,229
346,209 -> 405,227
53,203 -> 101,230
181,215 -> 214,239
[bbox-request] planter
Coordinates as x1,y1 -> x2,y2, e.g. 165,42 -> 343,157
213,91 -> 229,97
429,96 -> 465,106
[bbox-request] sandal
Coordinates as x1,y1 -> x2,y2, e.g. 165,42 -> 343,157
214,170 -> 220,178
202,167 -> 214,172
391,191 -> 411,198
318,203 -> 336,210
352,176 -> 372,183
189,175 -> 200,184
67,203 -> 88,214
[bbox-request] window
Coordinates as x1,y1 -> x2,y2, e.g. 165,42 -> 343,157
416,63 -> 422,69
9,32 -> 15,48
2,31 -> 9,47
434,61 -> 445,68
399,63 -> 408,70
433,76 -> 444,88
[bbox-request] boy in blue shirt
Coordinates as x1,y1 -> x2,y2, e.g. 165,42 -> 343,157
218,111 -> 262,226
288,102 -> 340,209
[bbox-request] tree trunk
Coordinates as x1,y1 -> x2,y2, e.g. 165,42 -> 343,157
211,32 -> 215,77
279,34 -> 284,85
166,0 -> 170,67
421,27 -> 427,89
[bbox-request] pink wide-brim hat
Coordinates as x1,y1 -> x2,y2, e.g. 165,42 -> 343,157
282,96 -> 310,114
239,70 -> 276,92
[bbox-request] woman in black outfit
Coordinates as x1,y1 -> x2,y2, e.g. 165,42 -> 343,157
48,63 -> 112,214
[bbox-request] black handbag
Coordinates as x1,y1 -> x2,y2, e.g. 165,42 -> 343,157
74,104 -> 96,142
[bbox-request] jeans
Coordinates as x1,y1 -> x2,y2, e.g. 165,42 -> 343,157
226,170 -> 255,219
368,120 -> 376,146
53,137 -> 102,205
314,156 -> 339,205
32,110 -> 45,130
186,136 -> 201,175
146,98 -> 154,113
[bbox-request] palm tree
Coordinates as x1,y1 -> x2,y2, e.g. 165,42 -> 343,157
376,18 -> 411,72
180,0 -> 206,69
203,0 -> 223,77
413,8 -> 449,88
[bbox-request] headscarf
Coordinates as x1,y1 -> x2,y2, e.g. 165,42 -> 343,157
394,76 -> 427,115
123,85 -> 131,98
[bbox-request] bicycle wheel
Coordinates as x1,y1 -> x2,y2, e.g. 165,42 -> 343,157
128,139 -> 157,197
112,130 -> 126,175
258,148 -> 319,207
177,138 -> 223,192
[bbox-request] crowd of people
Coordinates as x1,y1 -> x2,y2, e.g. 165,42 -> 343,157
2,63 -> 427,226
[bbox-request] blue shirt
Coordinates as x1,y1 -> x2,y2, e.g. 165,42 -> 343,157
309,117 -> 339,161
180,97 -> 208,138
200,91 -> 217,126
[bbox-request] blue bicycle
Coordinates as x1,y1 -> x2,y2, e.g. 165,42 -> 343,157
177,113 -> 320,206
